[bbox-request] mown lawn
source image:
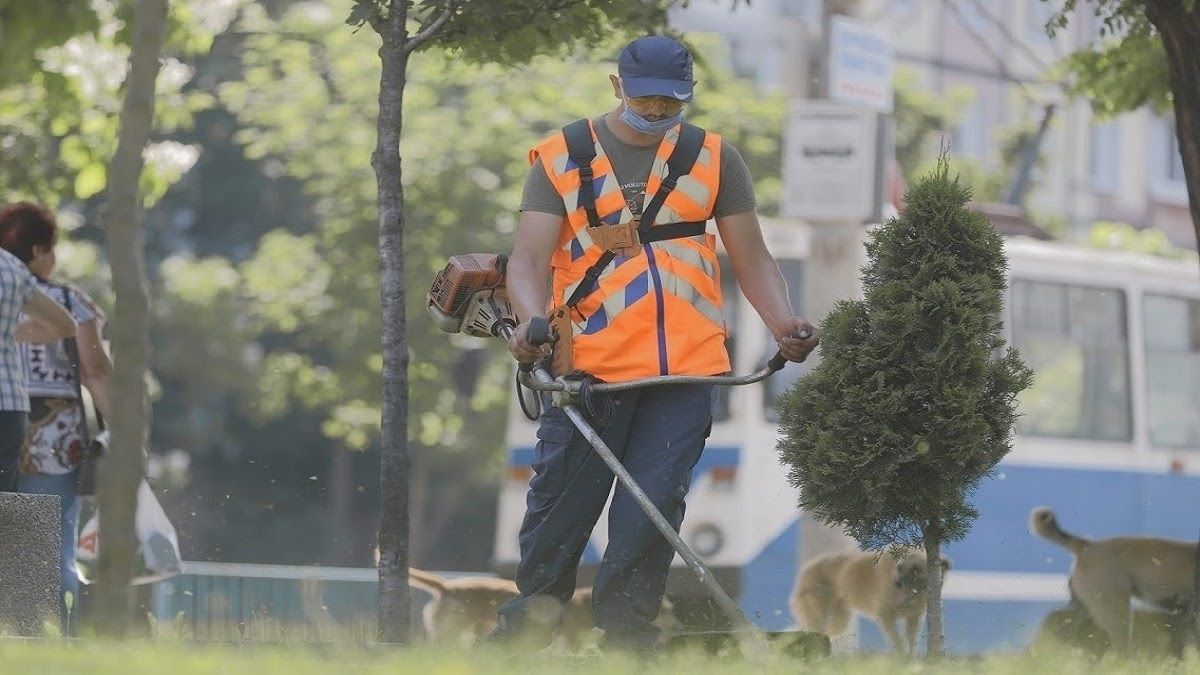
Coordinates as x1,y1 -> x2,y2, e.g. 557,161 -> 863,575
1,640 -> 1197,675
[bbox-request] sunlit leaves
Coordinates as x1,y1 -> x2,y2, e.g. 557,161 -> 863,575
0,0 -> 235,207
1060,31 -> 1171,116
0,0 -> 98,87
241,231 -> 334,334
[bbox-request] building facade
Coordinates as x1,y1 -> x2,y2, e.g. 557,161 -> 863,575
671,0 -> 1195,249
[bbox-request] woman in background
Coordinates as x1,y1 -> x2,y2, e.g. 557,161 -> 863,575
0,208 -> 75,491
0,202 -> 112,631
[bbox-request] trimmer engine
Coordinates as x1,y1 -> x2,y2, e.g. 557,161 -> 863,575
427,253 -> 516,337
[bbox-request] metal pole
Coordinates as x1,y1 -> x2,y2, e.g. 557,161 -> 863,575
795,0 -> 865,589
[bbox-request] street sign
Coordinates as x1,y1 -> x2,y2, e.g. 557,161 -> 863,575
828,14 -> 894,113
782,100 -> 883,223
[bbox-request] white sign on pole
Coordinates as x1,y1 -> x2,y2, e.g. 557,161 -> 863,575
782,100 -> 880,223
828,14 -> 894,113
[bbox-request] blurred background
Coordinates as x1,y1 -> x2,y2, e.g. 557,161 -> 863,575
1,0 -> 1195,599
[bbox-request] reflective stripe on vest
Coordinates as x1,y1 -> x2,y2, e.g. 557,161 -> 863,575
529,121 -> 730,382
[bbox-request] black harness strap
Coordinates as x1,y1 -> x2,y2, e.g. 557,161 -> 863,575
563,119 -> 602,230
562,121 -> 710,310
638,122 -> 706,230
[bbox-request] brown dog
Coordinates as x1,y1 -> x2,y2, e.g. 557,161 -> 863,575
1029,507 -> 1195,655
1031,595 -> 1186,658
408,568 -> 519,643
790,547 -> 950,655
559,586 -> 681,650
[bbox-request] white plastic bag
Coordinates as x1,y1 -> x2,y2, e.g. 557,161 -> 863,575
75,479 -> 183,585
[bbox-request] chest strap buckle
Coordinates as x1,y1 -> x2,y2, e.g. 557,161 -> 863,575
587,219 -> 643,259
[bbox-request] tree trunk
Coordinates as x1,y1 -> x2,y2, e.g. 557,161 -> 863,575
1144,2 -> 1200,258
922,532 -> 946,658
1145,4 -> 1200,640
95,0 -> 167,638
373,0 -> 412,644
1004,103 -> 1055,206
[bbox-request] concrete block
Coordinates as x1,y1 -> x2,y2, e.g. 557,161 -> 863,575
0,492 -> 61,636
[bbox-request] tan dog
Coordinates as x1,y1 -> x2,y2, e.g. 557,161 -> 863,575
790,547 -> 950,655
408,568 -> 519,643
559,586 -> 681,650
1029,507 -> 1195,654
1031,597 -> 1186,658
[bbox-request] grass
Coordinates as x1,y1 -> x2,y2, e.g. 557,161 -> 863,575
2,640 -> 1199,675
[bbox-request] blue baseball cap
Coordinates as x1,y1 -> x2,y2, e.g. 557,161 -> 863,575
618,36 -> 694,101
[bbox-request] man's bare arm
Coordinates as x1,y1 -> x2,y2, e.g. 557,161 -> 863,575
716,209 -> 818,361
506,210 -> 561,362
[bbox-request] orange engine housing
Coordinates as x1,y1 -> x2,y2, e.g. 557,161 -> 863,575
427,253 -> 513,337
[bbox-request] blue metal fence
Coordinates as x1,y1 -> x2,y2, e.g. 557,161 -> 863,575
151,561 -> 476,641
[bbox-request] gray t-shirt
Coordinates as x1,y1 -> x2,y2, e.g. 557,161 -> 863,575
521,116 -> 757,219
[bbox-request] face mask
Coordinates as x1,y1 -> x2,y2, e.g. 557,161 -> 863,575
620,99 -> 684,135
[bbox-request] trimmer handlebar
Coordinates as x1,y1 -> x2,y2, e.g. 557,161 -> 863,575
518,326 -> 813,392
764,327 -> 812,373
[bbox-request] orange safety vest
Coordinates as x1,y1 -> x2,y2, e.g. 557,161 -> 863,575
529,119 -> 730,382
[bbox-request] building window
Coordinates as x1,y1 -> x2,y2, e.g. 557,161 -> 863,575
1143,295 -> 1200,449
1011,280 -> 1132,441
780,0 -> 820,21
1150,115 -> 1187,200
952,0 -> 989,31
1165,124 -> 1185,184
890,0 -> 919,21
952,91 -> 989,163
1089,119 -> 1120,193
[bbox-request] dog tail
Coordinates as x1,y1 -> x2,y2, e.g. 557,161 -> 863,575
408,568 -> 449,597
1029,507 -> 1089,554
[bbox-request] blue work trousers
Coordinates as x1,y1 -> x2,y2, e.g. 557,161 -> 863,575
497,383 -> 713,648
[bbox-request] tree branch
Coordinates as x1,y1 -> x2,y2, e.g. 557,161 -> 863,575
434,0 -> 589,45
963,0 -> 1055,74
404,0 -> 462,54
942,0 -> 1034,101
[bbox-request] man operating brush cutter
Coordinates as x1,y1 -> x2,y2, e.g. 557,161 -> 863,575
493,35 -> 818,653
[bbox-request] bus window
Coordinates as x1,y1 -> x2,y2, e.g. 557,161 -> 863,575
1011,280 -> 1132,441
1143,295 -> 1200,448
763,259 -> 809,422
712,256 -> 738,422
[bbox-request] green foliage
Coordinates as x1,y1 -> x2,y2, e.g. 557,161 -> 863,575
894,71 -> 1047,206
0,634 -> 1188,671
0,0 -> 237,207
342,0 -> 705,65
1048,0 -> 1173,117
776,161 -> 1032,548
893,69 -> 972,183
1048,0 -> 1156,40
1060,32 -> 1171,117
429,1 -> 676,65
1086,220 -> 1200,262
912,118 -> 1047,205
219,2 -> 784,462
0,0 -> 98,87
